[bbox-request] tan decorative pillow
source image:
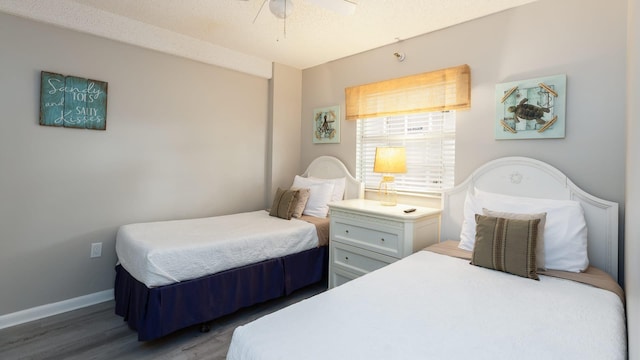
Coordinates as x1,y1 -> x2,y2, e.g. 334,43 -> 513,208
290,188 -> 311,218
471,214 -> 540,280
482,209 -> 547,270
269,188 -> 299,220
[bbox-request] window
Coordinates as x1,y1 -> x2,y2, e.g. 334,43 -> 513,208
356,111 -> 455,194
346,64 -> 469,195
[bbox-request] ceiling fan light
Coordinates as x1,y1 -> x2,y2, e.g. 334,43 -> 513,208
269,0 -> 294,19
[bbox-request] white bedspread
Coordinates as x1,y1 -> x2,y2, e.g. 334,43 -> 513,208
116,210 -> 319,287
227,250 -> 626,360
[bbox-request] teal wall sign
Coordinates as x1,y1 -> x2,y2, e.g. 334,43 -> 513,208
39,71 -> 108,130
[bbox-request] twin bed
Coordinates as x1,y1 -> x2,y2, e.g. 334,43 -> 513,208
226,157 -> 627,359
114,156 -> 362,341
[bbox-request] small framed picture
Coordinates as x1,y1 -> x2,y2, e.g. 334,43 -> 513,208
313,105 -> 340,144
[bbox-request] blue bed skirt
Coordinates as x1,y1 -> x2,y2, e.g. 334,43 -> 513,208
114,246 -> 328,341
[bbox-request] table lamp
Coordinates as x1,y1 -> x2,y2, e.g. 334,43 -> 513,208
373,147 -> 407,206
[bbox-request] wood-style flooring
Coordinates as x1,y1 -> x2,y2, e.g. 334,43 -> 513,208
0,283 -> 325,360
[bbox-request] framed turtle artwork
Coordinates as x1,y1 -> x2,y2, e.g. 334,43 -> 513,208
495,74 -> 566,139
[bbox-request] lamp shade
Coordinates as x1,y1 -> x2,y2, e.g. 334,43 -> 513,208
373,147 -> 407,174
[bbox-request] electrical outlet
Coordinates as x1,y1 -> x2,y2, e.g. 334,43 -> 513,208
90,242 -> 102,258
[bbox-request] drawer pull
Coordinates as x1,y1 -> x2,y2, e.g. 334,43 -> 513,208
380,238 -> 385,242
345,256 -> 349,261
345,230 -> 349,234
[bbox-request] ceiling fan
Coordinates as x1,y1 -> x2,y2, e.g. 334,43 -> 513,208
237,0 -> 356,38
241,0 -> 357,23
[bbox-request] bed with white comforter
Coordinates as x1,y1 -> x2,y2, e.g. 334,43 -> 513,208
114,156 -> 363,341
116,210 -> 319,287
228,246 -> 626,360
226,157 -> 627,359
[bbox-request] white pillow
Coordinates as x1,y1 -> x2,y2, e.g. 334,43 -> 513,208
291,176 -> 335,217
309,176 -> 346,202
459,188 -> 589,272
458,187 -> 481,251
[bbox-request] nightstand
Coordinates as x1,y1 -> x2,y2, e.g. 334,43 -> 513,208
328,199 -> 441,288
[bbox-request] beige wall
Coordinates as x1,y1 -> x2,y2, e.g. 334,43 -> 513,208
269,63 -> 303,203
0,13 -> 270,315
302,0 -> 627,274
626,0 -> 639,357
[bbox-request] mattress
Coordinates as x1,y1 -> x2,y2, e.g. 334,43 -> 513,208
227,249 -> 626,360
116,210 -> 320,287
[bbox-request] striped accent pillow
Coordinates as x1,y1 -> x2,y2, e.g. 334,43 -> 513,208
269,188 -> 299,220
482,209 -> 547,270
471,214 -> 540,280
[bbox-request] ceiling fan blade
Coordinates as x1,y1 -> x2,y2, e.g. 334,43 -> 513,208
306,0 -> 356,15
252,0 -> 270,23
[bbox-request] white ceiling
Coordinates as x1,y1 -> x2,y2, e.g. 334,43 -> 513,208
0,0 -> 536,78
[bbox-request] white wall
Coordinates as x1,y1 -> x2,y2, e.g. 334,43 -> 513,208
302,0 -> 627,276
0,13 -> 270,315
626,0 -> 639,357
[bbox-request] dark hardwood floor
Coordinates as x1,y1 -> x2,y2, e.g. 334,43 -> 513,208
0,283 -> 325,360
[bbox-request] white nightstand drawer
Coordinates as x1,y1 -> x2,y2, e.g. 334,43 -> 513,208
332,220 -> 402,257
331,242 -> 396,276
330,266 -> 360,287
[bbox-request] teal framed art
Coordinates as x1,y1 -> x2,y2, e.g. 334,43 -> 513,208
495,74 -> 566,140
40,71 -> 108,130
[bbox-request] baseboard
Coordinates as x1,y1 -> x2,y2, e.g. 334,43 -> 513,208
0,289 -> 114,330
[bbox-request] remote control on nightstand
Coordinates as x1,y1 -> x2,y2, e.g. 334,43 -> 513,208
403,208 -> 416,213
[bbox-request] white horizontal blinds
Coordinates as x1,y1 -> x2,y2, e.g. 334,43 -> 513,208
356,111 -> 456,193
345,64 -> 470,120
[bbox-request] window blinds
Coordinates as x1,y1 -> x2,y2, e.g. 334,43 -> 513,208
345,64 -> 470,120
356,111 -> 456,194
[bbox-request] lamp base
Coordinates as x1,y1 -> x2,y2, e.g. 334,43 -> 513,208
378,175 -> 397,206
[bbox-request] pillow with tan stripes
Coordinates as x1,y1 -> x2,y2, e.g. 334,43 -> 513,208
269,188 -> 299,220
482,209 -> 547,270
471,214 -> 541,280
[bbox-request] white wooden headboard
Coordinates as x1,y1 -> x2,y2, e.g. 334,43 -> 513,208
302,156 -> 364,200
441,157 -> 619,281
